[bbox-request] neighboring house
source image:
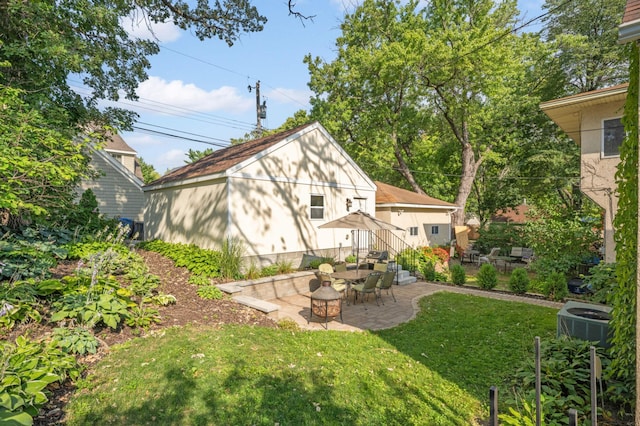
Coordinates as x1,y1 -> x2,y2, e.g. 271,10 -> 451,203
491,204 -> 531,224
374,181 -> 457,247
78,133 -> 145,222
143,122 -> 377,266
540,84 -> 628,262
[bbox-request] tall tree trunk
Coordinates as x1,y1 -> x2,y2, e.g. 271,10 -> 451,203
453,143 -> 481,226
391,131 -> 427,195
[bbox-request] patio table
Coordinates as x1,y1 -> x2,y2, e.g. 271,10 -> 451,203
493,256 -> 516,273
331,270 -> 371,305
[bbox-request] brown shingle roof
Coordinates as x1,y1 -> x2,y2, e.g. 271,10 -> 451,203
623,0 -> 640,24
375,181 -> 456,208
105,132 -> 136,153
147,122 -> 316,187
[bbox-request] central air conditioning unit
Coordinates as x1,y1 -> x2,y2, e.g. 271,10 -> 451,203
557,300 -> 611,348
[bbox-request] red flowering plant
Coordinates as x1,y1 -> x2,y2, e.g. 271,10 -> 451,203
415,246 -> 450,282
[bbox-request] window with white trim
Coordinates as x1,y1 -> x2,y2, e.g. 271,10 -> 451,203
602,117 -> 624,157
310,195 -> 324,219
409,226 -> 418,236
431,225 -> 439,235
354,197 -> 367,211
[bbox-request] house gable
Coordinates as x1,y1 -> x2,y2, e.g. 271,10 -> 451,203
79,148 -> 144,221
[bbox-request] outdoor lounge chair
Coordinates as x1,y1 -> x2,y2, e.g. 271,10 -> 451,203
351,271 -> 382,306
376,270 -> 396,304
478,248 -> 500,266
373,262 -> 388,272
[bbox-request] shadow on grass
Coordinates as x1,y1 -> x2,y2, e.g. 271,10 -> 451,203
66,324 -> 479,425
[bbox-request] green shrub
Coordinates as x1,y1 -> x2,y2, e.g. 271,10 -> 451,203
504,337 -> 610,425
477,263 -> 498,290
450,264 -> 466,285
260,265 -> 279,277
542,271 -> 568,301
188,274 -> 211,286
275,259 -> 294,274
125,306 -> 161,329
508,268 -> 530,294
244,262 -> 261,280
420,260 -> 436,281
0,336 -> 81,425
345,254 -> 357,263
474,222 -> 523,255
52,327 -> 99,355
196,285 -> 224,300
138,240 -> 222,278
583,262 -> 616,304
220,237 -> 244,280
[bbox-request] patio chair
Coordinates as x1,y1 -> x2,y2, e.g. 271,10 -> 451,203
373,262 -> 388,272
318,263 -> 334,274
351,271 -> 382,306
334,263 -> 347,272
478,247 -> 500,266
376,270 -> 396,304
317,272 -> 347,297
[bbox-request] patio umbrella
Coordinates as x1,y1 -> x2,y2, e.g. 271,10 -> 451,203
318,210 -> 403,266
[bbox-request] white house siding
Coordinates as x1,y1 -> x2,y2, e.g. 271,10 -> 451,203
79,150 -> 144,221
143,178 -> 229,249
579,102 -> 624,263
228,127 -> 376,261
376,208 -> 452,247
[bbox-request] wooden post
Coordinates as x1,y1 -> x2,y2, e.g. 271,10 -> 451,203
489,386 -> 498,426
590,346 -> 598,426
568,408 -> 578,426
535,336 -> 541,426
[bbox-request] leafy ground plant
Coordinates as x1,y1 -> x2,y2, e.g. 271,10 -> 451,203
477,263 -> 498,289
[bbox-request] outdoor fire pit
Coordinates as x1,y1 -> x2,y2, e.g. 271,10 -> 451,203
309,281 -> 343,329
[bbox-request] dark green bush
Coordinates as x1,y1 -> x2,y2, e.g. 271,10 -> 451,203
450,264 -> 466,285
474,222 -> 524,256
477,263 -> 498,289
583,262 -> 616,304
542,271 -> 568,301
508,268 -> 530,294
504,337 -> 611,425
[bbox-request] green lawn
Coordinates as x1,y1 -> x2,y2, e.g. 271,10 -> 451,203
64,292 -> 558,425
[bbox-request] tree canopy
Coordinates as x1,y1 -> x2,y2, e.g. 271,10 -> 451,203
306,0 -> 545,225
0,0 -> 267,221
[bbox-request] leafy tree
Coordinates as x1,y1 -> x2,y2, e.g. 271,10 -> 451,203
138,157 -> 160,183
0,0 -> 268,222
540,0 -> 628,95
0,85 -> 92,220
608,42 -> 638,413
306,0 -> 546,225
185,148 -> 215,164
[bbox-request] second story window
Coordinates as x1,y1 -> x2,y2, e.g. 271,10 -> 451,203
602,117 -> 624,157
409,226 -> 418,236
310,195 -> 324,219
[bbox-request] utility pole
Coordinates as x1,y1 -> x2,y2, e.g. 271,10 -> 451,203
248,81 -> 266,137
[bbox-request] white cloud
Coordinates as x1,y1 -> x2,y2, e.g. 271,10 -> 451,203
121,12 -> 181,43
136,77 -> 253,114
155,149 -> 186,172
265,88 -> 312,108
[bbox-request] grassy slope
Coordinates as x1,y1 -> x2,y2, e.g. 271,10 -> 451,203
65,293 -> 557,425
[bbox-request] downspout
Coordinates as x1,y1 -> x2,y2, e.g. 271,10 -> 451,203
226,177 -> 233,243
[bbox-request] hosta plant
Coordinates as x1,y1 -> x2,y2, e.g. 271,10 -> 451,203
52,327 -> 99,355
0,336 -> 81,425
196,285 -> 224,300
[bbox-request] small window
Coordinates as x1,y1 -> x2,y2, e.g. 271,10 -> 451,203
354,197 -> 367,211
310,195 -> 324,219
603,117 -> 624,157
431,226 -> 439,235
409,226 -> 418,236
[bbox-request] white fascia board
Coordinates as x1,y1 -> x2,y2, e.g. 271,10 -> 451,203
142,172 -> 227,192
376,202 -> 458,211
226,122 -> 377,193
93,148 -> 144,189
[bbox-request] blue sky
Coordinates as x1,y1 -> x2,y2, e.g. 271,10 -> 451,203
106,0 -> 545,173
